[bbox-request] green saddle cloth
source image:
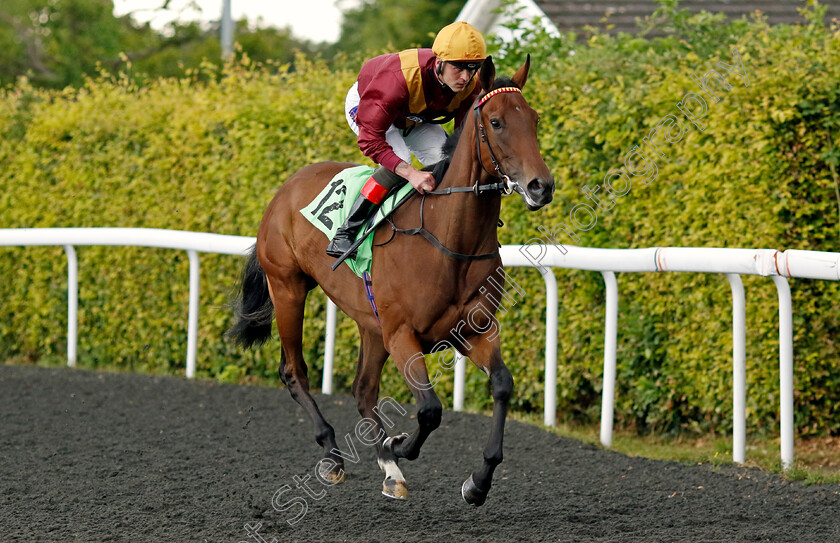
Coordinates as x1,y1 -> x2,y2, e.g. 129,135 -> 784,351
300,165 -> 415,277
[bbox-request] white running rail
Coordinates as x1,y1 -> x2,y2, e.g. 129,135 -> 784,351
0,228 -> 254,378
530,245 -> 840,470
1,228 -> 839,470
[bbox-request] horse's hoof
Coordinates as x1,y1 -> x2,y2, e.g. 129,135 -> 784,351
321,469 -> 346,484
381,477 -> 408,500
317,462 -> 346,484
382,432 -> 410,455
461,474 -> 487,506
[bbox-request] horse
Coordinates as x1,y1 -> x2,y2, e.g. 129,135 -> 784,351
228,55 -> 554,506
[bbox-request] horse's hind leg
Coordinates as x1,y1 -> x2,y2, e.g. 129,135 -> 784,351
269,274 -> 346,483
351,328 -> 408,499
383,329 -> 443,462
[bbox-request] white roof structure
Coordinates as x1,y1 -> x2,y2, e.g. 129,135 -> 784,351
456,0 -> 561,42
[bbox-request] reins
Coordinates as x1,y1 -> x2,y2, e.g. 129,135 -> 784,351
384,192 -> 499,261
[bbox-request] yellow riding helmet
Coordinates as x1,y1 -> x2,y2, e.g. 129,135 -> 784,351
432,21 -> 486,63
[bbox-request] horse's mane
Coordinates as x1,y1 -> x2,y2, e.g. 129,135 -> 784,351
425,76 -> 519,185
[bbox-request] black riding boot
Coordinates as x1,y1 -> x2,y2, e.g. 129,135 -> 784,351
325,194 -> 378,258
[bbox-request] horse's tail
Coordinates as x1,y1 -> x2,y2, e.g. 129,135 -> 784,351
228,245 -> 274,349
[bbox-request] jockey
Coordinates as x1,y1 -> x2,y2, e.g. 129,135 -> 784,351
326,21 -> 486,258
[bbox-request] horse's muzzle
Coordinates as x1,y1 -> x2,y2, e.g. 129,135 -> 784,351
525,177 -> 555,209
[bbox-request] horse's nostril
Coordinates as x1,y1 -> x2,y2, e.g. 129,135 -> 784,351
527,179 -> 545,194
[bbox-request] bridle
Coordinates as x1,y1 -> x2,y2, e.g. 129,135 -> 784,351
424,85 -> 523,198
472,86 -> 523,195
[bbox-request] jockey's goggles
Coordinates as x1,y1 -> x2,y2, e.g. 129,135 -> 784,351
448,60 -> 483,72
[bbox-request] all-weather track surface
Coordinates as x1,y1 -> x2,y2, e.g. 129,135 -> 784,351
2,365 -> 839,543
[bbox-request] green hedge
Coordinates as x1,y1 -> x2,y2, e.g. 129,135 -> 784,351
1,5 -> 839,437
489,2 -> 840,435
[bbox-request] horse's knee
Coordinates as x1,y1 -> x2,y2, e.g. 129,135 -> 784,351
417,396 -> 442,431
490,367 -> 513,403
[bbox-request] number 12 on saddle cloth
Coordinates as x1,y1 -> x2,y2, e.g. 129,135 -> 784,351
300,165 -> 415,277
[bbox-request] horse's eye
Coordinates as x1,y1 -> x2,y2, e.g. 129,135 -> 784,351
490,119 -> 501,129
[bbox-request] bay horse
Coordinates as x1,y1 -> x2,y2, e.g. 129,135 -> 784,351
229,55 -> 554,506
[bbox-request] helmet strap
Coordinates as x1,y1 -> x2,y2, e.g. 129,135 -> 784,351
434,59 -> 449,88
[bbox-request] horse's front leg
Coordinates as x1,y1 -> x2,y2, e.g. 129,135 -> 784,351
461,338 -> 512,506
386,327 -> 443,462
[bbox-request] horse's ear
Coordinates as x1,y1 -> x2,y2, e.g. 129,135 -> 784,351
479,56 -> 495,91
512,54 -> 531,89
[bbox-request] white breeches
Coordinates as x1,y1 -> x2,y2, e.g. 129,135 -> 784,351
345,81 -> 447,167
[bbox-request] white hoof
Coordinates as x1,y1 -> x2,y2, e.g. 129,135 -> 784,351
382,477 -> 408,499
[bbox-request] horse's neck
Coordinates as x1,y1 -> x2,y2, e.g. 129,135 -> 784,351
431,130 -> 501,256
